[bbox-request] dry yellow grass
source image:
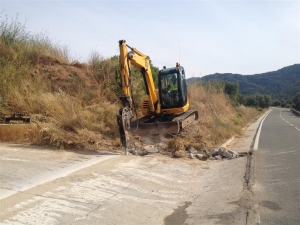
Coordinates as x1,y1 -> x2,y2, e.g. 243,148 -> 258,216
167,138 -> 184,153
1,60 -> 263,151
11,89 -> 120,149
179,82 -> 263,150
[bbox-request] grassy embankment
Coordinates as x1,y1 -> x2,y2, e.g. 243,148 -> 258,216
0,16 -> 263,151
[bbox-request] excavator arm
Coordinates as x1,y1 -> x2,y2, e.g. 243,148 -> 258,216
118,40 -> 160,113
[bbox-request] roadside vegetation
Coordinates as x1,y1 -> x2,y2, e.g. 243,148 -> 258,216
0,15 -> 263,151
197,78 -> 300,110
292,92 -> 300,111
198,64 -> 300,102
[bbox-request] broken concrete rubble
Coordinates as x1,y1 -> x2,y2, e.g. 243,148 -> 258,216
228,150 -> 239,155
214,155 -> 222,160
209,148 -> 218,157
128,142 -> 243,161
188,147 -> 198,154
184,146 -> 242,161
206,147 -> 240,161
196,153 -> 204,160
188,153 -> 195,159
218,147 -> 226,155
222,150 -> 233,159
143,145 -> 159,153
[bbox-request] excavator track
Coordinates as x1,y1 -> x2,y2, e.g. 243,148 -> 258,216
172,109 -> 199,130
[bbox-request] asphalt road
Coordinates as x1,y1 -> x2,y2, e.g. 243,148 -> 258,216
253,108 -> 300,224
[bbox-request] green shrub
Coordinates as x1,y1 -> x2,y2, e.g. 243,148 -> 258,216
232,117 -> 241,125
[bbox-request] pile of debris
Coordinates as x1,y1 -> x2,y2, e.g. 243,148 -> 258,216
128,142 -> 163,156
186,146 -> 241,161
128,139 -> 245,161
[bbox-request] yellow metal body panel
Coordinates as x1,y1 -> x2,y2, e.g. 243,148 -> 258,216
119,40 -> 190,116
119,40 -> 160,114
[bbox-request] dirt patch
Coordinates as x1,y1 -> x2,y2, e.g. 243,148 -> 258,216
164,201 -> 192,225
260,201 -> 281,211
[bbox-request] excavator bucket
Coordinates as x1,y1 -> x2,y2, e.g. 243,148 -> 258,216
131,120 -> 179,135
131,109 -> 198,136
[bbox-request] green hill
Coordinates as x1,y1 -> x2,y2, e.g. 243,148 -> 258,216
189,64 -> 300,100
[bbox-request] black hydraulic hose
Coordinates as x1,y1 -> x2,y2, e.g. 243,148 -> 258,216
125,55 -> 139,133
131,95 -> 139,133
123,58 -> 131,88
126,44 -> 133,50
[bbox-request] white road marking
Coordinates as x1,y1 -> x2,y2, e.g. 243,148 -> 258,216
260,166 -> 300,172
262,164 -> 277,168
1,157 -> 30,162
274,150 -> 298,155
280,109 -> 300,132
265,180 -> 300,185
253,109 -> 272,151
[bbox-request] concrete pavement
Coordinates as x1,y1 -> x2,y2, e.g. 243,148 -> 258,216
0,110 -> 270,225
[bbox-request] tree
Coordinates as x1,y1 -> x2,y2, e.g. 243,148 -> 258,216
237,94 -> 246,105
224,82 -> 239,97
293,92 -> 300,111
245,96 -> 258,107
281,100 -> 287,108
224,82 -> 239,105
272,100 -> 281,107
263,95 -> 271,108
256,95 -> 271,108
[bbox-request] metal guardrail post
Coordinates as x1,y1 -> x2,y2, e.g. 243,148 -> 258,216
291,108 -> 300,116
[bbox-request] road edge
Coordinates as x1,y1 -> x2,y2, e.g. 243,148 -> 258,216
242,109 -> 272,224
252,109 -> 272,151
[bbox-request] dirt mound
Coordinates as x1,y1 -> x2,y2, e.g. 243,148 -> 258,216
31,58 -> 98,95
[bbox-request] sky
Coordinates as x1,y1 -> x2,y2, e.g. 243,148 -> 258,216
1,0 -> 299,78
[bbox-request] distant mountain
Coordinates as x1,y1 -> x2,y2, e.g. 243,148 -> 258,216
187,64 -> 300,100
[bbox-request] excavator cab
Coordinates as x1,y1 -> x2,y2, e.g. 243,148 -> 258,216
158,64 -> 187,109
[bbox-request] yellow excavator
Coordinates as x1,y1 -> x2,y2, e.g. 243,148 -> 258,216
117,40 -> 198,154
